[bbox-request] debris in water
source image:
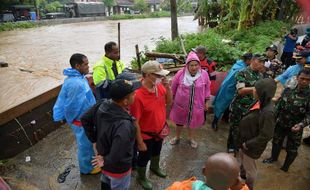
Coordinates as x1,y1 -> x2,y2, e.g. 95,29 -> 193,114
25,156 -> 31,162
30,120 -> 36,125
57,164 -> 75,183
19,68 -> 33,73
0,62 -> 8,68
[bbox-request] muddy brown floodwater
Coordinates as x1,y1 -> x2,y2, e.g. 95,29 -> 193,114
1,116 -> 310,190
0,16 -> 200,113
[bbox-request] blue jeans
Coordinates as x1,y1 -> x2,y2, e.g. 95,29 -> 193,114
100,172 -> 131,190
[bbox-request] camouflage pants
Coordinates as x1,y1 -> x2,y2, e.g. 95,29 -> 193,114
272,124 -> 303,154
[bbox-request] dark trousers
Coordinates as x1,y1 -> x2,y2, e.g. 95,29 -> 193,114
137,138 -> 163,167
280,51 -> 294,69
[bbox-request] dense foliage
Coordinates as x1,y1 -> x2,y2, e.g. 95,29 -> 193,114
152,20 -> 291,68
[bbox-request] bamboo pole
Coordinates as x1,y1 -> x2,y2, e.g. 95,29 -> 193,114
118,22 -> 121,59
135,45 -> 141,71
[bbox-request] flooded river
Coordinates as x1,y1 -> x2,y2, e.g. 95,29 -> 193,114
0,16 -> 200,113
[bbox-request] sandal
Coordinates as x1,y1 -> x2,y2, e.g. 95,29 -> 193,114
189,139 -> 198,148
170,137 -> 180,145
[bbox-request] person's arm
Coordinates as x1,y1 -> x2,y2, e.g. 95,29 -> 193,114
162,80 -> 173,107
134,120 -> 147,151
275,67 -> 291,85
235,71 -> 254,96
130,97 -> 147,151
292,103 -> 310,132
287,34 -> 297,41
204,72 -> 211,110
245,112 -> 275,150
63,82 -> 88,123
93,63 -> 107,85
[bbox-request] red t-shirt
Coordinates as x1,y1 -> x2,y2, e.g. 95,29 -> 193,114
130,84 -> 167,140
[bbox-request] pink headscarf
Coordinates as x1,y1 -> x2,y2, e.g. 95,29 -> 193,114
186,51 -> 201,65
183,51 -> 202,86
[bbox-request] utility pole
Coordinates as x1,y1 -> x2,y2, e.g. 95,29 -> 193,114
170,0 -> 179,40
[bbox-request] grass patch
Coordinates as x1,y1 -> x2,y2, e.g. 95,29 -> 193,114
110,11 -> 171,20
0,21 -> 39,32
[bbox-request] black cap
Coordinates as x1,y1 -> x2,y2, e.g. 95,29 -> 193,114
294,50 -> 310,59
109,79 -> 141,100
266,45 -> 278,54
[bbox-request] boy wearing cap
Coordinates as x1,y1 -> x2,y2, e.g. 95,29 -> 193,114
227,54 -> 267,154
91,79 -> 141,190
212,53 -> 253,131
130,61 -> 172,190
265,45 -> 284,79
275,50 -> 310,86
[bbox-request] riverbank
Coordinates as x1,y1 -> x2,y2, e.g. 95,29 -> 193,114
0,12 -> 192,32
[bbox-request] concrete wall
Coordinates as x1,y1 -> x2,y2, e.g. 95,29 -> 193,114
36,16 -> 109,26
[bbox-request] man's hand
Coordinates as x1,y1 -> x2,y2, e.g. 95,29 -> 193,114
92,155 -> 104,168
291,124 -> 302,132
242,143 -> 248,150
205,101 -> 209,111
137,141 -> 147,151
161,77 -> 170,89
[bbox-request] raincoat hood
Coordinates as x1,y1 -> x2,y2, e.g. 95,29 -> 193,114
186,51 -> 200,65
255,78 -> 276,108
63,68 -> 82,77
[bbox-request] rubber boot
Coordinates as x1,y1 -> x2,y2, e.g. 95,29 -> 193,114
150,156 -> 167,178
137,167 -> 152,190
211,116 -> 219,131
280,152 -> 297,172
263,143 -> 282,164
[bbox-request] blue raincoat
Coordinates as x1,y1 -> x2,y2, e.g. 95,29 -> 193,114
275,63 -> 304,85
53,68 -> 96,174
213,60 -> 247,119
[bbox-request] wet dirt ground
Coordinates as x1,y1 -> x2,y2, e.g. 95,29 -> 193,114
1,115 -> 310,190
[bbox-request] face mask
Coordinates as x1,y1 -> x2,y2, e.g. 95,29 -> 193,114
155,78 -> 162,85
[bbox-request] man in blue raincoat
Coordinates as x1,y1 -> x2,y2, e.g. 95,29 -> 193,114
53,53 -> 100,175
211,53 -> 253,131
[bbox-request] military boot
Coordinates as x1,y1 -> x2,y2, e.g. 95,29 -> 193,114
303,136 -> 310,146
280,152 -> 297,172
263,143 -> 282,164
137,167 -> 152,190
150,156 -> 167,178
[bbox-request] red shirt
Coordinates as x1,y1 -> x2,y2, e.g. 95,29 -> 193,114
130,84 -> 167,140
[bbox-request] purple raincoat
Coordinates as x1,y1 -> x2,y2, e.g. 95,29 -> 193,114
169,52 -> 211,128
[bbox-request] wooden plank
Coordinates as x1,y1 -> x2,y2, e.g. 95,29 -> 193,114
0,85 -> 62,126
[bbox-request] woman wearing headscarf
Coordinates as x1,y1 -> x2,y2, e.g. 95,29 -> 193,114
169,51 -> 211,148
238,78 -> 277,190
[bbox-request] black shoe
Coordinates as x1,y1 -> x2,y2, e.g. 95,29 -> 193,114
211,116 -> 219,131
280,166 -> 288,172
262,157 -> 277,164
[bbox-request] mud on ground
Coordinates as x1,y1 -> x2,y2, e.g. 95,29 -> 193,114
1,115 -> 310,190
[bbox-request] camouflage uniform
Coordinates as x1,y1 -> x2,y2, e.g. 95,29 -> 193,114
227,67 -> 262,150
272,84 -> 310,159
265,58 -> 284,79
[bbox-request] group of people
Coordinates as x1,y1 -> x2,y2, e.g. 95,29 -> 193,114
52,31 -> 310,190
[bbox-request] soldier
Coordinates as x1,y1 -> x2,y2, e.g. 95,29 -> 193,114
264,45 -> 284,79
227,54 -> 267,153
263,68 -> 310,172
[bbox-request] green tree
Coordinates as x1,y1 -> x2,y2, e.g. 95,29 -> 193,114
133,0 -> 148,13
102,0 -> 115,16
45,1 -> 62,12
